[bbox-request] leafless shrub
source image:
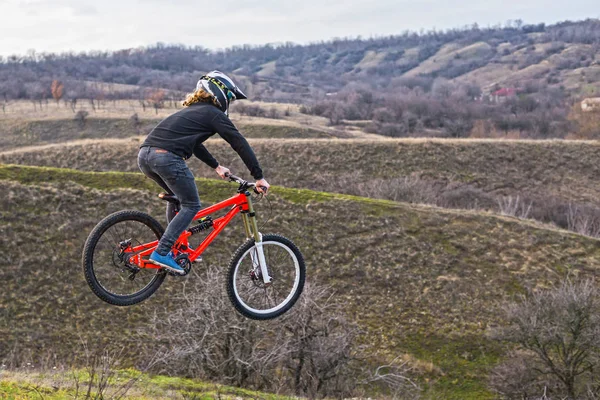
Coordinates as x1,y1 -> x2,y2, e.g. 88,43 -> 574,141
567,204 -> 600,238
147,266 -> 360,398
321,174 -> 499,211
497,195 -> 533,219
129,113 -> 141,132
492,280 -> 600,399
70,341 -> 159,400
74,110 -> 89,128
352,176 -> 439,205
437,185 -> 497,210
489,350 -> 557,399
267,107 -> 280,119
1,342 -> 156,400
361,356 -> 421,399
234,103 -> 267,118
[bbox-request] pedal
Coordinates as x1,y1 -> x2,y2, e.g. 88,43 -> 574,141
165,254 -> 193,276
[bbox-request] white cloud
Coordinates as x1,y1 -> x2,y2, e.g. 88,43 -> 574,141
0,0 -> 598,56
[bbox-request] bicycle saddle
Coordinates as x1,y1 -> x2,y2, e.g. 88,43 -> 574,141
158,193 -> 180,205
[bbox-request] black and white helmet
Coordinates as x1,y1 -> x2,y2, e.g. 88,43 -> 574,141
196,70 -> 247,115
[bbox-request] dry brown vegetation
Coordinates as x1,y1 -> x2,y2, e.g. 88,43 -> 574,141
4,136 -> 600,239
2,165 -> 600,397
0,99 -> 362,138
4,137 -> 598,203
0,118 -> 335,151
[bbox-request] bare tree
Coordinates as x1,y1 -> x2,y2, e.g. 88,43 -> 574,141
66,340 -> 162,400
361,356 -> 421,399
74,110 -> 89,128
497,195 -> 533,219
147,265 -> 360,397
51,80 -> 64,107
567,204 -> 600,238
492,280 -> 600,399
148,89 -> 165,114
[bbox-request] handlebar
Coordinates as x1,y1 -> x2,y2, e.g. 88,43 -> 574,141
225,173 -> 268,194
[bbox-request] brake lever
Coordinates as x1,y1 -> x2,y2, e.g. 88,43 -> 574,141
255,186 -> 269,195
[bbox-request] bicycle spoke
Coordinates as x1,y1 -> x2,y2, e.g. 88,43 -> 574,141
233,240 -> 300,314
92,219 -> 159,297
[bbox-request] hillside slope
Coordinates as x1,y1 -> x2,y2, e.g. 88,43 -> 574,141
2,20 -> 599,99
3,137 -> 599,206
2,164 -> 600,397
0,118 -> 333,150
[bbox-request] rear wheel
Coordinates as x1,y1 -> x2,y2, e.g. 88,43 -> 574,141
227,234 -> 305,320
82,210 -> 167,306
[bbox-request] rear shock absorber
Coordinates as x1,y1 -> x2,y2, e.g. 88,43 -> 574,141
188,216 -> 213,235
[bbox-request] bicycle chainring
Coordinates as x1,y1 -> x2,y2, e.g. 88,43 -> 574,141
167,254 -> 192,276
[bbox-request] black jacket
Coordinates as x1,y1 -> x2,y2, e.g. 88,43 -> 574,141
141,102 -> 263,180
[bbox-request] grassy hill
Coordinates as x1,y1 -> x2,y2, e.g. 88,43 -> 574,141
3,137 -> 599,207
2,164 -> 600,398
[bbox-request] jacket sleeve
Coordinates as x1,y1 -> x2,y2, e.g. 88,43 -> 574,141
193,142 -> 219,169
211,113 -> 264,180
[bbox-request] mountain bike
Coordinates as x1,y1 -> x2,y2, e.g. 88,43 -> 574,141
82,174 -> 305,320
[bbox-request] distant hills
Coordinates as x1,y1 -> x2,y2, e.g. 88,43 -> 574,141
0,19 -> 598,102
1,19 -> 599,139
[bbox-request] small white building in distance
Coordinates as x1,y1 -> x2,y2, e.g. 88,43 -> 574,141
581,98 -> 600,112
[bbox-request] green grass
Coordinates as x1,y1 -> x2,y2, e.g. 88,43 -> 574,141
2,164 -> 600,398
0,369 -> 298,399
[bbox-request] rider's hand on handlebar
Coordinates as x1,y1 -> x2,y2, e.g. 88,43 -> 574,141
256,178 -> 270,195
215,165 -> 231,179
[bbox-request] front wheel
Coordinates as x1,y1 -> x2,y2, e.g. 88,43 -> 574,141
227,234 -> 305,320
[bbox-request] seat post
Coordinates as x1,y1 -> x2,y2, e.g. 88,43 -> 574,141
158,193 -> 181,223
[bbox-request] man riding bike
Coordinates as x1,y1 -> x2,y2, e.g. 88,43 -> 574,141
137,71 -> 269,275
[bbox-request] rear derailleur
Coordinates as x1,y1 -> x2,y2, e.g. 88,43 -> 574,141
113,239 -> 140,280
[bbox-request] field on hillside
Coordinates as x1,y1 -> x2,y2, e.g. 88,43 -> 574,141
0,118 -> 337,150
0,99 -> 372,145
2,165 -> 600,398
2,98 -> 600,397
3,136 -> 599,210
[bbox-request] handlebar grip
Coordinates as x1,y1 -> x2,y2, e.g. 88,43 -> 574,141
256,185 -> 269,194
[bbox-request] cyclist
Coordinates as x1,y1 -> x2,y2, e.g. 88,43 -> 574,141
138,71 -> 269,274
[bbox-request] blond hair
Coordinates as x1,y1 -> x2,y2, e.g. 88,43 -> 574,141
182,88 -> 220,107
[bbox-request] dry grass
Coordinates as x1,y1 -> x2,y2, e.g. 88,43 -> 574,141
404,41 -> 493,77
0,117 -> 341,150
1,99 -> 177,120
0,100 -> 374,140
4,136 -> 599,208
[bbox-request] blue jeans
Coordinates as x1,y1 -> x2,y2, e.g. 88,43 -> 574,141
137,146 -> 201,255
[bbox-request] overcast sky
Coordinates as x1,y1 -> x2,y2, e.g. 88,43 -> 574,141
1,0 -> 598,57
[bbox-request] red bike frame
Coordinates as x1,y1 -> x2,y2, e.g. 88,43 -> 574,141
125,191 -> 253,270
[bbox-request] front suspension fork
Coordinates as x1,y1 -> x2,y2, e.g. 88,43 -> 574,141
241,194 -> 272,284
